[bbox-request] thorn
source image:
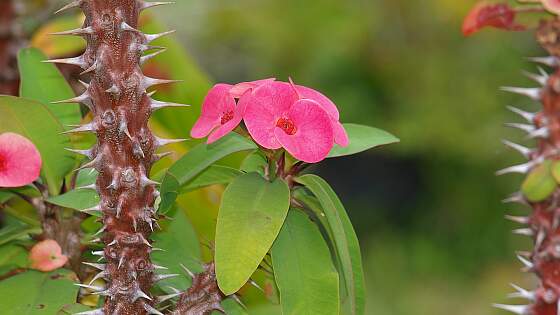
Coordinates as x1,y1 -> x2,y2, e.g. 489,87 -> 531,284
153,273 -> 179,282
505,215 -> 530,225
516,255 -> 534,271
81,204 -> 102,214
133,289 -> 152,302
508,283 -> 535,301
88,270 -> 107,285
51,26 -> 94,36
140,174 -> 160,187
500,86 -> 542,101
248,279 -> 264,292
74,155 -> 101,172
155,292 -> 181,304
78,80 -> 90,89
118,120 -> 133,140
496,161 -> 536,176
506,106 -> 536,123
133,141 -> 146,159
154,136 -> 188,147
523,69 -> 548,86
501,140 -> 533,158
55,0 -> 82,14
65,147 -> 94,159
91,250 -> 104,257
504,123 -> 535,133
512,228 -> 534,237
143,76 -> 182,90
77,183 -> 97,191
528,56 -> 559,67
118,255 -> 125,269
62,123 -> 96,134
105,84 -> 121,97
75,309 -> 105,315
502,192 -> 528,205
492,303 -> 530,315
527,126 -> 549,139
143,303 -> 164,315
144,30 -> 176,43
139,1 -> 175,11
140,48 -> 167,64
179,263 -> 195,278
42,55 -> 86,68
139,234 -> 152,247
231,294 -> 247,309
536,230 -> 546,249
75,283 -> 105,292
108,239 -> 118,247
150,98 -> 190,111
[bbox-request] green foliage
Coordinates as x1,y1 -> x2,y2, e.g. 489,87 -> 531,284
159,133 -> 256,212
296,174 -> 366,315
0,270 -> 79,315
521,160 -> 557,202
180,165 -> 242,193
46,189 -> 99,212
215,172 -> 290,295
329,124 -> 399,158
272,210 -> 340,315
0,96 -> 74,195
17,48 -> 81,128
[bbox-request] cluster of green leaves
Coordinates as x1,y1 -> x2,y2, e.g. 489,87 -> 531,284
521,159 -> 560,202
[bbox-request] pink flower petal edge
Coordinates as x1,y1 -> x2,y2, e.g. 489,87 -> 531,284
191,84 -> 241,143
543,0 -> 560,14
274,99 -> 334,163
243,81 -> 299,149
29,240 -> 68,272
229,78 -> 276,98
0,132 -> 42,188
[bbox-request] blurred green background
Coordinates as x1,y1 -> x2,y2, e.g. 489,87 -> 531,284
12,0 -> 549,313
148,1 -> 544,314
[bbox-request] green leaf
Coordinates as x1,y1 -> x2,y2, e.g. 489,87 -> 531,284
152,207 -> 202,293
181,165 -> 243,193
240,151 -> 268,175
0,269 -> 78,315
522,160 -> 557,202
46,189 -> 99,212
215,172 -> 290,295
0,96 -> 74,195
159,133 -> 257,212
17,48 -> 81,128
272,210 -> 339,315
30,14 -> 85,58
0,243 -> 29,271
329,124 -> 399,158
295,174 -> 365,315
215,298 -> 249,315
0,221 -> 41,246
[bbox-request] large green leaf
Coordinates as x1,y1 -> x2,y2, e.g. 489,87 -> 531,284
46,189 -> 99,212
215,172 -> 290,295
329,124 -> 399,158
272,210 -> 339,315
0,269 -> 78,315
0,96 -> 74,195
181,165 -> 242,193
159,133 -> 256,212
152,207 -> 202,293
17,48 -> 82,128
295,174 -> 365,315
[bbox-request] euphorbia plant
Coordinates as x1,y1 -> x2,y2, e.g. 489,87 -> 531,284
464,1 -> 560,314
0,1 -> 398,314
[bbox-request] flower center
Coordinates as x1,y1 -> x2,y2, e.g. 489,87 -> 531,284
221,111 -> 234,125
276,117 -> 297,135
0,154 -> 6,173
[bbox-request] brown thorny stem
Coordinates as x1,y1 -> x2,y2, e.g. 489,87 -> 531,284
495,19 -> 560,315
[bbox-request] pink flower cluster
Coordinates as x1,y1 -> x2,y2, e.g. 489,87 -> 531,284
191,79 -> 348,163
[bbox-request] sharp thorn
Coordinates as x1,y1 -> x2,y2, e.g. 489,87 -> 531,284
528,56 -> 559,67
501,140 -> 533,158
512,228 -> 534,237
505,215 -> 530,224
500,86 -> 542,101
506,106 -> 536,123
492,303 -> 530,315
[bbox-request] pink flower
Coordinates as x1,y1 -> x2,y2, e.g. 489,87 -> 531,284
191,84 -> 244,144
229,78 -> 276,98
243,81 -> 334,163
290,81 -> 349,147
29,240 -> 68,272
542,0 -> 560,14
0,132 -> 42,188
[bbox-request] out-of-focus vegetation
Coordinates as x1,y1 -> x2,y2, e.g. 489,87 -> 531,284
149,1 -> 544,314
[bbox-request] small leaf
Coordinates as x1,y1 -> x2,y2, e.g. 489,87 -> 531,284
18,48 -> 82,128
152,207 -> 202,293
215,172 -> 290,295
0,96 -> 74,195
295,174 -> 365,315
240,151 -> 268,175
0,220 -> 41,246
0,243 -> 29,273
328,124 -> 399,158
46,189 -> 100,212
0,269 -> 79,315
181,165 -> 242,193
462,2 -> 525,37
159,133 -> 256,212
522,160 -> 557,202
30,14 -> 85,58
272,210 -> 339,315
551,160 -> 560,184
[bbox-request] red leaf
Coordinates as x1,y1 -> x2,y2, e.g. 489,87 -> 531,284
462,2 -> 526,36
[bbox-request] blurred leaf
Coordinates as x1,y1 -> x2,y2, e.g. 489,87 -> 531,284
522,160 -> 556,202
215,172 -> 290,295
328,124 -> 399,158
0,243 -> 29,272
46,189 -> 99,212
152,207 -> 202,293
295,174 -> 365,315
17,48 -> 81,128
160,133 -> 256,213
216,298 -> 249,315
57,303 -> 94,315
0,270 -> 78,315
240,151 -> 267,175
181,165 -> 242,193
0,220 -> 41,246
0,96 -> 74,195
31,14 -> 85,57
272,210 -> 339,315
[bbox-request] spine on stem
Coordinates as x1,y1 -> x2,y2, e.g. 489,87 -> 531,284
53,1 -> 181,314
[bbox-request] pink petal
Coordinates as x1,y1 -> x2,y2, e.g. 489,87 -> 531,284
543,0 -> 560,14
332,120 -> 349,147
294,85 -> 340,120
230,78 -> 276,98
191,84 -> 235,139
0,132 -> 42,188
243,82 -> 299,149
274,99 -> 334,163
29,240 -> 68,272
207,96 -> 246,144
